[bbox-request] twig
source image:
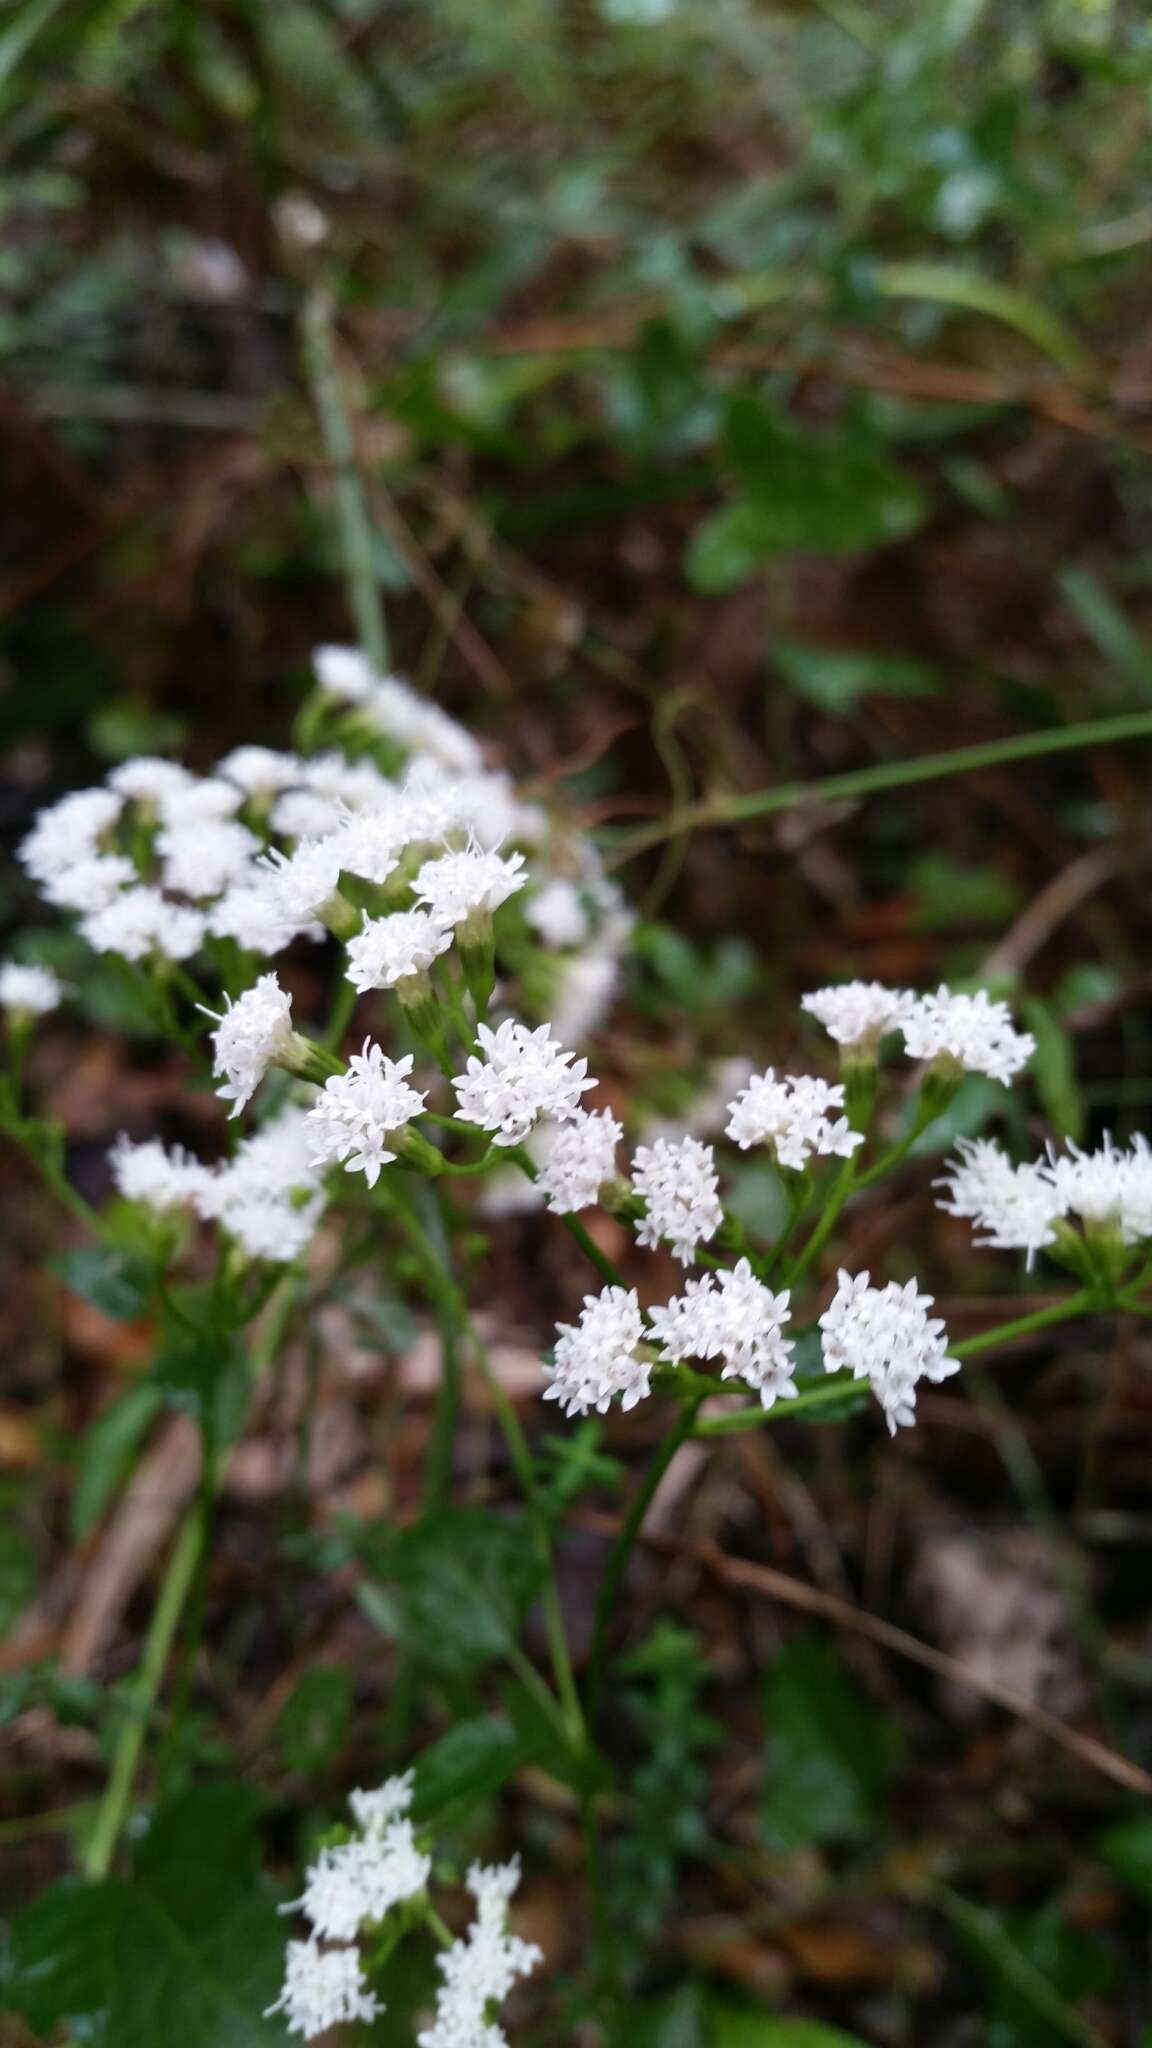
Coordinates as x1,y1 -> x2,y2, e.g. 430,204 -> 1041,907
579,1515 -> 1152,1799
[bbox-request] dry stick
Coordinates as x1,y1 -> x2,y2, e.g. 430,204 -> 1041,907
687,1537 -> 1152,1800
606,711 -> 1152,866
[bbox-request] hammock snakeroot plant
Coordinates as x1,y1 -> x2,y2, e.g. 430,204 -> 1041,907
4,647 -> 1151,2042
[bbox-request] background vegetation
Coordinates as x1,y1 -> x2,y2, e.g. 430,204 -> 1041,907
3,0 -> 1152,2042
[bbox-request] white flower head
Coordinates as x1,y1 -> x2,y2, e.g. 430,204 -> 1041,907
258,837 -> 346,935
545,1285 -> 651,1417
414,844 -> 527,931
725,1068 -> 863,1172
526,878 -> 590,951
265,1939 -> 379,2039
81,886 -> 205,962
348,1772 -> 414,1834
42,853 -> 136,913
158,819 -> 259,900
108,757 -> 194,804
649,1259 -> 796,1409
536,1107 -> 623,1214
1044,1135 -> 1152,1247
631,1135 -> 723,1265
206,972 -> 299,1115
109,1135 -> 209,1213
802,981 -> 915,1054
313,643 -> 378,704
453,1018 -> 594,1146
0,962 -> 64,1017
345,909 -> 452,994
936,1138 -> 1063,1260
218,745 -> 302,796
307,1042 -> 426,1186
18,788 -> 121,883
288,1823 -> 430,1942
901,986 -> 1034,1084
819,1269 -> 958,1433
155,775 -> 243,829
332,808 -> 409,886
417,1858 -> 541,2048
208,883 -> 286,955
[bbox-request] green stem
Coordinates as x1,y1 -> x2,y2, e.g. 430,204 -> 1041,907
387,1185 -> 586,1748
951,1291 -> 1095,1360
83,1507 -> 205,1879
608,710 -> 1152,863
301,282 -> 389,670
693,1375 -> 861,1434
782,1153 -> 860,1285
586,1394 -> 704,1725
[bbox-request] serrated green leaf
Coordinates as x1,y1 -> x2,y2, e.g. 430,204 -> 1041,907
762,1635 -> 897,1850
411,1715 -> 530,1826
370,1508 -> 545,1676
5,1784 -> 289,2046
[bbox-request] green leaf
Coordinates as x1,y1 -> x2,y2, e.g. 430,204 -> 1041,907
5,1783 -> 289,2046
370,1508 -> 546,1676
275,1667 -> 354,1777
1058,566 -> 1152,698
53,1244 -> 154,1321
762,1635 -> 896,1850
875,262 -> 1091,379
73,1381 -> 164,1538
956,1899 -> 1114,2048
1098,1814 -> 1152,1901
685,396 -> 926,593
1022,998 -> 1084,1143
611,1982 -> 709,2048
153,1325 -> 251,1447
709,2001 -> 869,2048
411,1715 -> 530,1826
773,637 -> 938,716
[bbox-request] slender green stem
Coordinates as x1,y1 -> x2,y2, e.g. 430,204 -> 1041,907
301,282 -> 389,670
322,973 -> 360,1054
387,1184 -> 586,1747
83,1506 -> 205,1879
608,710 -> 1152,863
509,1146 -> 630,1290
693,1375 -> 861,1434
586,1394 -> 704,1724
782,1153 -> 860,1285
951,1291 -> 1095,1360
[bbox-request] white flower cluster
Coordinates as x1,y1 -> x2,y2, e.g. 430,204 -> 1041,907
939,1133 -> 1152,1260
650,1260 -> 796,1409
545,1264 -> 960,1432
268,1772 -> 541,2046
724,1068 -> 863,1171
0,962 -> 64,1017
536,1107 -> 622,1215
545,1287 -> 652,1417
205,972 -> 302,1116
112,1103 -> 328,1265
805,979 -> 1034,1082
17,645 -> 632,1044
818,1270 -> 958,1433
453,1019 -> 594,1146
418,1858 -> 542,2048
632,1135 -> 723,1264
307,1044 -> 427,1187
267,1771 -> 425,2038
